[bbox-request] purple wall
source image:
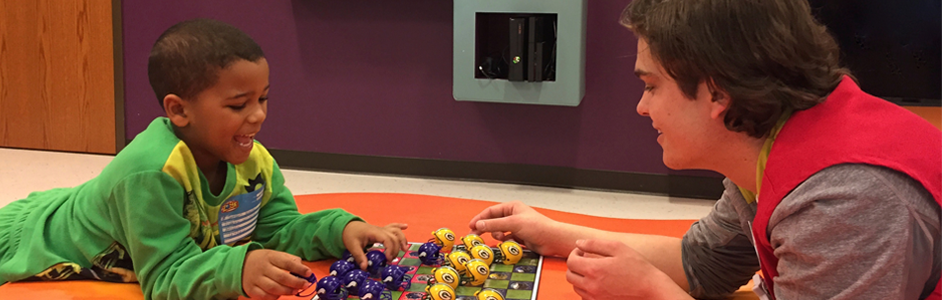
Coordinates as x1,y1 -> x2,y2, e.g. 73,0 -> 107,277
123,0 -> 692,175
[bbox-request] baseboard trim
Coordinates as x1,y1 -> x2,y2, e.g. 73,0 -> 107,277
268,149 -> 724,199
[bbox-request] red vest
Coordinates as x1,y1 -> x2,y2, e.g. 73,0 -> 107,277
752,76 -> 941,299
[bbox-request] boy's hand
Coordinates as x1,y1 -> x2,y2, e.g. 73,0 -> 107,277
242,249 -> 313,300
342,221 -> 409,270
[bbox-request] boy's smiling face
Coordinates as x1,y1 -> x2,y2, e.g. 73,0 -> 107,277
165,58 -> 270,172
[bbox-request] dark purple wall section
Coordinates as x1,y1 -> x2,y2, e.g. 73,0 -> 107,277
123,0 -> 704,176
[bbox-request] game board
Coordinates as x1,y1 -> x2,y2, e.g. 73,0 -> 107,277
353,242 -> 543,300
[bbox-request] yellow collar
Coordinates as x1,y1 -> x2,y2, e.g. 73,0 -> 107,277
739,110 -> 792,204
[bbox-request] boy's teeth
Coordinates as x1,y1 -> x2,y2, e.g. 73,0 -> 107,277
235,135 -> 253,145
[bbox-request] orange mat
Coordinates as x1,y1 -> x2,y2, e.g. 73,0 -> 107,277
904,106 -> 942,130
0,193 -> 758,299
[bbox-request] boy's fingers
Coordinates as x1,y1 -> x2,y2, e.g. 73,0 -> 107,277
386,223 -> 408,230
389,227 -> 409,250
245,285 -> 268,300
258,276 -> 295,297
380,232 -> 402,261
272,253 -> 312,278
247,286 -> 278,300
348,242 -> 369,270
270,268 -> 310,290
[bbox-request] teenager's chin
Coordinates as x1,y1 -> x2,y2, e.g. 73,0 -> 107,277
662,155 -> 685,170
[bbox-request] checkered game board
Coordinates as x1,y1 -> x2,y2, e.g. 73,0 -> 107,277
356,242 -> 543,300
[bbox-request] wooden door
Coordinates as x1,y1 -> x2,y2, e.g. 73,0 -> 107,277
0,0 -> 116,154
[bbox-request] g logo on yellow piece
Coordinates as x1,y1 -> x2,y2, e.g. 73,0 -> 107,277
424,283 -> 456,300
430,265 -> 460,290
463,259 -> 490,286
498,240 -> 523,265
474,288 -> 505,300
461,234 -> 485,249
446,250 -> 472,275
431,228 -> 457,250
470,244 -> 495,265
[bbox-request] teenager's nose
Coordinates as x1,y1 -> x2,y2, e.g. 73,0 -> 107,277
636,95 -> 650,117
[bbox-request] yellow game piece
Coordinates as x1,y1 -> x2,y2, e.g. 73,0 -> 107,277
445,249 -> 472,276
463,258 -> 490,286
474,288 -> 506,300
460,234 -> 485,249
470,244 -> 495,266
424,283 -> 456,300
429,265 -> 460,290
498,240 -> 523,265
431,228 -> 456,251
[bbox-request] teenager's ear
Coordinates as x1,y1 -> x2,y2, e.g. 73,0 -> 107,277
163,94 -> 190,127
707,79 -> 731,120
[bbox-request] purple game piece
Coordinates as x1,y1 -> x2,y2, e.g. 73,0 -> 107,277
341,250 -> 356,263
417,242 -> 444,265
293,272 -> 318,297
341,269 -> 370,295
358,279 -> 393,300
380,265 -> 413,291
313,276 -> 348,300
330,260 -> 357,277
365,250 -> 387,276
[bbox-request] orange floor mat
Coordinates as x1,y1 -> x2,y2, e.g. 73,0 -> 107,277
0,193 -> 757,300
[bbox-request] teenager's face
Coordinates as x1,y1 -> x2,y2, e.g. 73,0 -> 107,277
634,39 -> 728,170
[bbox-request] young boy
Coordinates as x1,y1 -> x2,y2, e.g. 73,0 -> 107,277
468,0 -> 941,299
0,19 -> 407,300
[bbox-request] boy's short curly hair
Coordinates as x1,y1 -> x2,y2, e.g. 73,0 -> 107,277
148,19 -> 265,106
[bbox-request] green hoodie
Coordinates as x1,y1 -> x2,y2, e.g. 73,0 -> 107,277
0,117 -> 361,299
